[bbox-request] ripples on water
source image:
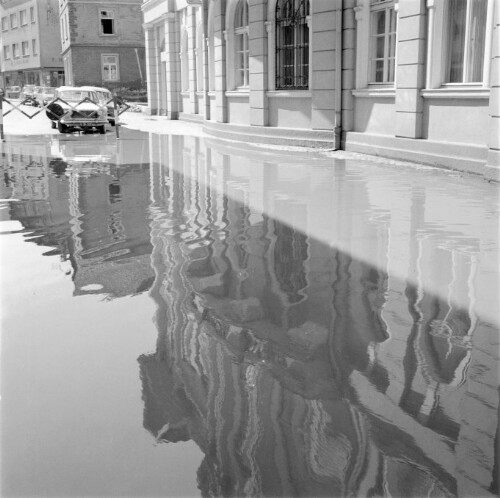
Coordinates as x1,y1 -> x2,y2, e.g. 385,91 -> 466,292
1,131 -> 499,497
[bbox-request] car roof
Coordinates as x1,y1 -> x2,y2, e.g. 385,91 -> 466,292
80,86 -> 111,93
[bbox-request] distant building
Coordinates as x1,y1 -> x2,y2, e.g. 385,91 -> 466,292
0,0 -> 64,89
59,0 -> 146,90
142,0 -> 499,181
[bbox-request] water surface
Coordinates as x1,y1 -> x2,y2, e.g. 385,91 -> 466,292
1,130 -> 499,497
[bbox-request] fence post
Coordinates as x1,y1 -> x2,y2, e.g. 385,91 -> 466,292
0,91 -> 4,142
113,97 -> 120,139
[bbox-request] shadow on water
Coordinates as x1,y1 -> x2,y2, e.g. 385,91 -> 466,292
1,130 -> 499,497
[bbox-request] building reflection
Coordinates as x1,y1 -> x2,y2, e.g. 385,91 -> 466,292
140,133 -> 498,497
1,137 -> 154,297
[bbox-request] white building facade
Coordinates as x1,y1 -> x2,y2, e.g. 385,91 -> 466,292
142,0 -> 500,180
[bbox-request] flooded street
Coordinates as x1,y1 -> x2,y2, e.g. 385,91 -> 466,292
1,129 -> 499,497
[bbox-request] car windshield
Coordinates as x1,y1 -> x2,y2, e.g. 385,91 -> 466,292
45,88 -> 56,95
58,90 -> 94,101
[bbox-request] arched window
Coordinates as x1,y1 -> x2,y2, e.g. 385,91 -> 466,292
234,0 -> 249,88
275,0 -> 310,90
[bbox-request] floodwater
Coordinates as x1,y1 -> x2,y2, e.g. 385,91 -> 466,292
1,129 -> 499,498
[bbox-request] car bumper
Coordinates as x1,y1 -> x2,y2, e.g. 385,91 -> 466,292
60,118 -> 107,126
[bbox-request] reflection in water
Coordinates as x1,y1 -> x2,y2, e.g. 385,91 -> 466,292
1,132 -> 499,497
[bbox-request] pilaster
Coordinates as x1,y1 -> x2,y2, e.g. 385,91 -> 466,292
213,0 -> 227,123
249,0 -> 268,127
485,0 -> 500,180
144,24 -> 159,115
164,13 -> 181,120
395,0 -> 426,139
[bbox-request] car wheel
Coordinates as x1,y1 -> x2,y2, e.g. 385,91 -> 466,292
98,125 -> 106,134
47,103 -> 64,121
51,121 -> 56,129
57,121 -> 66,133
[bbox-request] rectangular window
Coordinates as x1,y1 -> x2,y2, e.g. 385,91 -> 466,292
22,41 -> 29,56
447,0 -> 488,83
102,54 -> 119,81
30,7 -> 35,23
32,39 -> 37,55
369,0 -> 396,84
3,45 -> 10,60
100,10 -> 115,35
12,43 -> 19,58
20,9 -> 27,26
1,16 -> 9,31
10,13 -> 18,29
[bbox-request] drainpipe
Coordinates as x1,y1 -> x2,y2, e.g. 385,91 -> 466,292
334,0 -> 343,150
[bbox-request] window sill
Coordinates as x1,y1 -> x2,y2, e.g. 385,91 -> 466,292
352,88 -> 395,98
421,87 -> 490,100
180,91 -> 189,97
208,91 -> 216,98
267,90 -> 311,98
225,90 -> 249,98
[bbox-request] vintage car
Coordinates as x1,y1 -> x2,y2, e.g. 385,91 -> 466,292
46,86 -> 108,134
34,86 -> 57,107
80,86 -> 123,126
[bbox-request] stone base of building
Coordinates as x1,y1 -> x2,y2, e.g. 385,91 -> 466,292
202,120 -> 335,149
344,132 -> 493,180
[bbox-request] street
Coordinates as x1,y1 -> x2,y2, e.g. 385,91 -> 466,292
1,104 -> 499,497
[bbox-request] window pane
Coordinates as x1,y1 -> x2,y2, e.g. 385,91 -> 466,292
375,60 -> 384,82
447,0 -> 466,83
467,0 -> 487,82
375,10 -> 385,35
376,36 -> 385,58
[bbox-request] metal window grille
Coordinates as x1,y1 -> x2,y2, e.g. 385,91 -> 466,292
275,0 -> 310,90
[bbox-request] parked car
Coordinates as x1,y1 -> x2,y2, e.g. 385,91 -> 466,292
46,86 -> 108,134
34,86 -> 57,107
80,86 -> 121,126
5,86 -> 21,99
21,84 -> 38,104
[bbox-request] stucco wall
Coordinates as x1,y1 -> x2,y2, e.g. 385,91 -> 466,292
68,1 -> 143,47
268,96 -> 311,129
423,99 -> 491,145
353,98 -> 396,135
227,96 -> 250,125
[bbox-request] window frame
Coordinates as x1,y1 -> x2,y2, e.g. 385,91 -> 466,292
274,0 -> 310,91
32,39 -> 38,56
21,40 -> 29,57
3,45 -> 11,60
101,53 -> 119,82
12,43 -> 20,59
10,13 -> 18,29
20,9 -> 27,26
266,0 -> 311,92
99,9 -> 115,36
1,16 -> 8,32
425,0 -> 493,90
226,0 -> 250,91
368,0 -> 397,85
30,7 -> 35,23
